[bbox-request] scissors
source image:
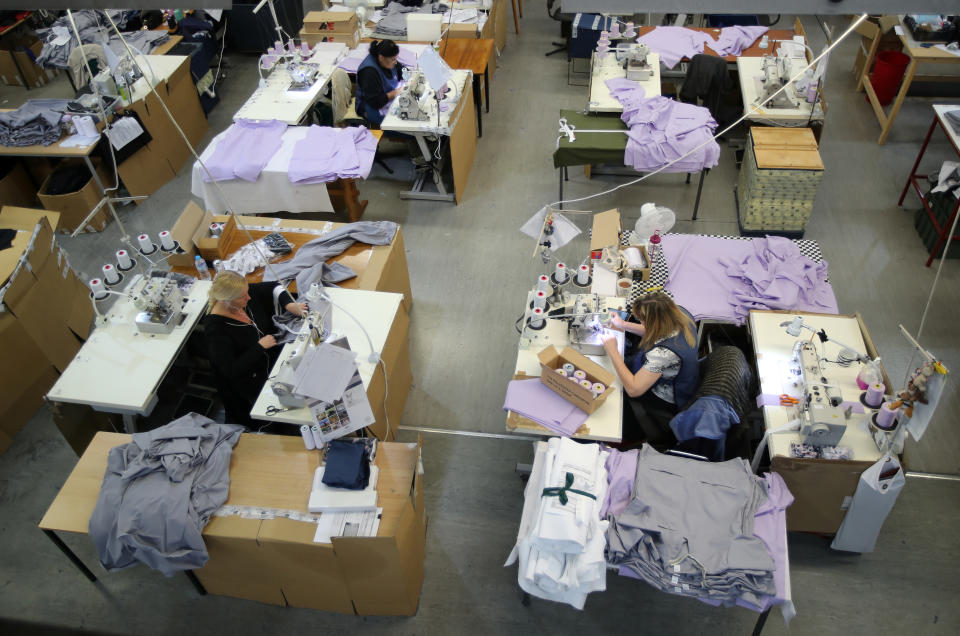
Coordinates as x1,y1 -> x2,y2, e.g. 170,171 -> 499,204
265,405 -> 292,416
779,394 -> 800,406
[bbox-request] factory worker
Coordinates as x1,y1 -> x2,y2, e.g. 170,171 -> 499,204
204,271 -> 307,427
601,292 -> 700,445
356,39 -> 403,127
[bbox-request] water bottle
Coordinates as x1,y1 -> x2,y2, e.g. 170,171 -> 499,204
194,255 -> 212,281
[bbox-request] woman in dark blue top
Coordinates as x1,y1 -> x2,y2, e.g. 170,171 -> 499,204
356,39 -> 403,127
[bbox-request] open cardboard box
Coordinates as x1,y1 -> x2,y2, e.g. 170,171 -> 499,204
538,345 -> 616,414
625,242 -> 650,282
590,208 -> 621,258
168,202 -> 237,265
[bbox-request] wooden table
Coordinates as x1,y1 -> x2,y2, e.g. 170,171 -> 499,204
149,34 -> 184,56
859,17 -> 960,145
440,38 -> 494,137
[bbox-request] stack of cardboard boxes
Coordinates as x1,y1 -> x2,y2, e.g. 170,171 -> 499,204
300,11 -> 359,49
0,207 -> 94,455
0,35 -> 58,88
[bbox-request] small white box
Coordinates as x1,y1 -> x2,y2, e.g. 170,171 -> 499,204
407,14 -> 443,42
308,465 -> 379,513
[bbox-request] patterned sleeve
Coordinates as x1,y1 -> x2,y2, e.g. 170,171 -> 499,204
642,346 -> 680,375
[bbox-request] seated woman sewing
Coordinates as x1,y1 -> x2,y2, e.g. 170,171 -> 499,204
356,39 -> 404,128
601,292 -> 699,445
204,271 -> 306,427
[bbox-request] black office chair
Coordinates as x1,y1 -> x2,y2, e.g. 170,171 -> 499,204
679,54 -> 743,134
545,0 -> 574,57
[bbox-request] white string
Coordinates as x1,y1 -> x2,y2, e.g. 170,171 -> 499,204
548,14 -> 867,210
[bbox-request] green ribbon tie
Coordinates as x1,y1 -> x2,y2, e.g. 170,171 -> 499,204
541,472 -> 597,506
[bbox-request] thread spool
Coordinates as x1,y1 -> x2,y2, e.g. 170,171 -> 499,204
137,233 -> 156,255
592,382 -> 606,397
864,382 -> 884,409
875,403 -> 898,430
158,230 -> 176,251
89,278 -> 107,300
533,290 -> 547,310
537,274 -> 551,293
209,223 -> 223,238
116,249 -> 133,271
301,424 -> 316,450
579,379 -> 593,390
554,262 -> 568,283
568,375 -> 579,383
529,307 -> 544,329
573,369 -> 587,381
624,22 -> 636,38
555,368 -> 568,378
102,263 -> 120,285
576,264 -> 590,285
562,363 -> 575,375
311,424 -> 324,448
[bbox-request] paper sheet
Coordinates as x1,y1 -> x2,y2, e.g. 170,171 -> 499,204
314,507 -> 383,543
904,370 -> 947,441
293,342 -> 358,402
60,134 -> 100,148
106,117 -> 144,150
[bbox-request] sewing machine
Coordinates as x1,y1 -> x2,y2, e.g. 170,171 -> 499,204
271,293 -> 334,407
757,55 -> 800,109
615,43 -> 654,81
519,291 -> 627,356
396,72 -> 432,121
794,341 -> 849,446
130,275 -> 184,335
287,62 -> 320,91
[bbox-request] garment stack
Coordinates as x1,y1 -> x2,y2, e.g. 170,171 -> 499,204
373,2 -> 448,39
605,80 -> 721,174
636,25 -> 768,68
505,438 -> 610,610
36,10 -> 169,69
606,445 -> 792,617
502,378 -> 589,437
202,119 -> 287,182
0,99 -> 70,147
289,126 -> 378,183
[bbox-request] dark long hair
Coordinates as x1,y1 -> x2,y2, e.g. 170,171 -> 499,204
369,39 -> 400,58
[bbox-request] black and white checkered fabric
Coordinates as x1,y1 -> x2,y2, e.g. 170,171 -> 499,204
622,231 -> 824,307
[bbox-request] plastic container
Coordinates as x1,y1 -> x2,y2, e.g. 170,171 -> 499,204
870,51 -> 910,106
194,255 -> 212,281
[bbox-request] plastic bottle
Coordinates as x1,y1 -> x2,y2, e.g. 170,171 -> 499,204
194,255 -> 212,281
649,230 -> 662,262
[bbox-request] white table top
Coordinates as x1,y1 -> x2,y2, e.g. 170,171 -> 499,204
934,104 -> 960,152
250,287 -> 403,425
588,51 -> 661,113
234,43 -> 348,124
47,277 -> 210,415
380,69 -> 471,136
749,310 -> 881,462
737,56 -> 824,124
510,292 -> 626,443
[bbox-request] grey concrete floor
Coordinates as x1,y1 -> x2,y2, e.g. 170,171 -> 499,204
1,11 -> 959,635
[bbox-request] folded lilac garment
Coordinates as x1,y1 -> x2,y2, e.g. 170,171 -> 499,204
503,379 -> 589,437
601,448 -> 638,519
662,234 -> 838,325
713,26 -> 769,57
337,45 -> 421,73
202,119 -> 287,182
287,125 -> 378,184
605,81 -> 720,174
637,26 -> 714,69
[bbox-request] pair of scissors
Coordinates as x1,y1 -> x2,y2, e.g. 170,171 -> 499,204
779,394 -> 800,406
265,405 -> 291,416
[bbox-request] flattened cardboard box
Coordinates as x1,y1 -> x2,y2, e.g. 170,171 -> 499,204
590,208 -> 621,253
0,160 -> 37,207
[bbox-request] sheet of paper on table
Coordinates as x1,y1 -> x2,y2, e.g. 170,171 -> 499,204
313,507 -> 383,543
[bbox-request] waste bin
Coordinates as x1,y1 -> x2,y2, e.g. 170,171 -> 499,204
870,51 -> 910,106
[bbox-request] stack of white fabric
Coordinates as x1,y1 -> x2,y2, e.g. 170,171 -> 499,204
505,438 -> 609,610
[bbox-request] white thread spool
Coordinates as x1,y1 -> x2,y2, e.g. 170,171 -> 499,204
89,278 -> 107,300
529,307 -> 544,329
311,425 -> 324,448
102,263 -> 119,285
576,264 -> 590,285
537,274 -> 551,293
592,382 -> 606,397
562,363 -> 575,375
137,233 -> 154,253
555,262 -> 568,283
300,424 -> 316,450
116,249 -> 132,270
533,291 -> 547,310
159,230 -> 175,251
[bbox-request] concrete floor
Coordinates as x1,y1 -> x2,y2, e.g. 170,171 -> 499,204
1,10 -> 959,635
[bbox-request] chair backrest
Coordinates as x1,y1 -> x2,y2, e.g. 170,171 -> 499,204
685,345 -> 754,422
67,44 -> 107,89
330,68 -> 354,126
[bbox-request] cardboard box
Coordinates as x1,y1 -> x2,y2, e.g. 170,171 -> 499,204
0,160 -> 38,207
625,242 -> 650,281
37,161 -> 111,234
590,208 -> 621,255
447,23 -> 480,39
538,345 -> 616,414
0,356 -> 58,456
0,37 -> 58,88
303,10 -> 358,33
116,141 -> 178,201
194,212 -> 236,261
772,456 -> 876,534
299,29 -> 358,48
407,14 -> 443,42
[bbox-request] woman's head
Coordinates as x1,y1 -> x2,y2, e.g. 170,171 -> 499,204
631,292 -> 695,350
208,270 -> 249,312
370,39 -> 400,69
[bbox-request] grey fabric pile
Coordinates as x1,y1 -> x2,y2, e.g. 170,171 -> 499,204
606,445 -> 776,607
88,414 -> 243,576
374,2 -> 448,38
263,220 -> 399,293
36,10 -> 168,69
0,99 -> 71,147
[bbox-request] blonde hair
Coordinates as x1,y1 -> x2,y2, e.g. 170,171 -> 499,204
207,270 -> 247,312
632,292 -> 695,351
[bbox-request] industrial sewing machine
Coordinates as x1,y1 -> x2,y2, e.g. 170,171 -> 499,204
130,274 -> 184,335
758,55 -> 800,109
519,290 -> 626,357
615,42 -> 654,81
793,341 -> 849,446
396,72 -> 432,121
271,288 -> 333,407
287,62 -> 320,91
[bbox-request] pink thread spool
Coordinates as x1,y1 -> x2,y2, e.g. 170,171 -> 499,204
864,382 -> 884,409
876,403 -> 898,430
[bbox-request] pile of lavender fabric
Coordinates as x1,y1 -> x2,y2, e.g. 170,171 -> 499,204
662,234 -> 838,324
605,80 -> 720,174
